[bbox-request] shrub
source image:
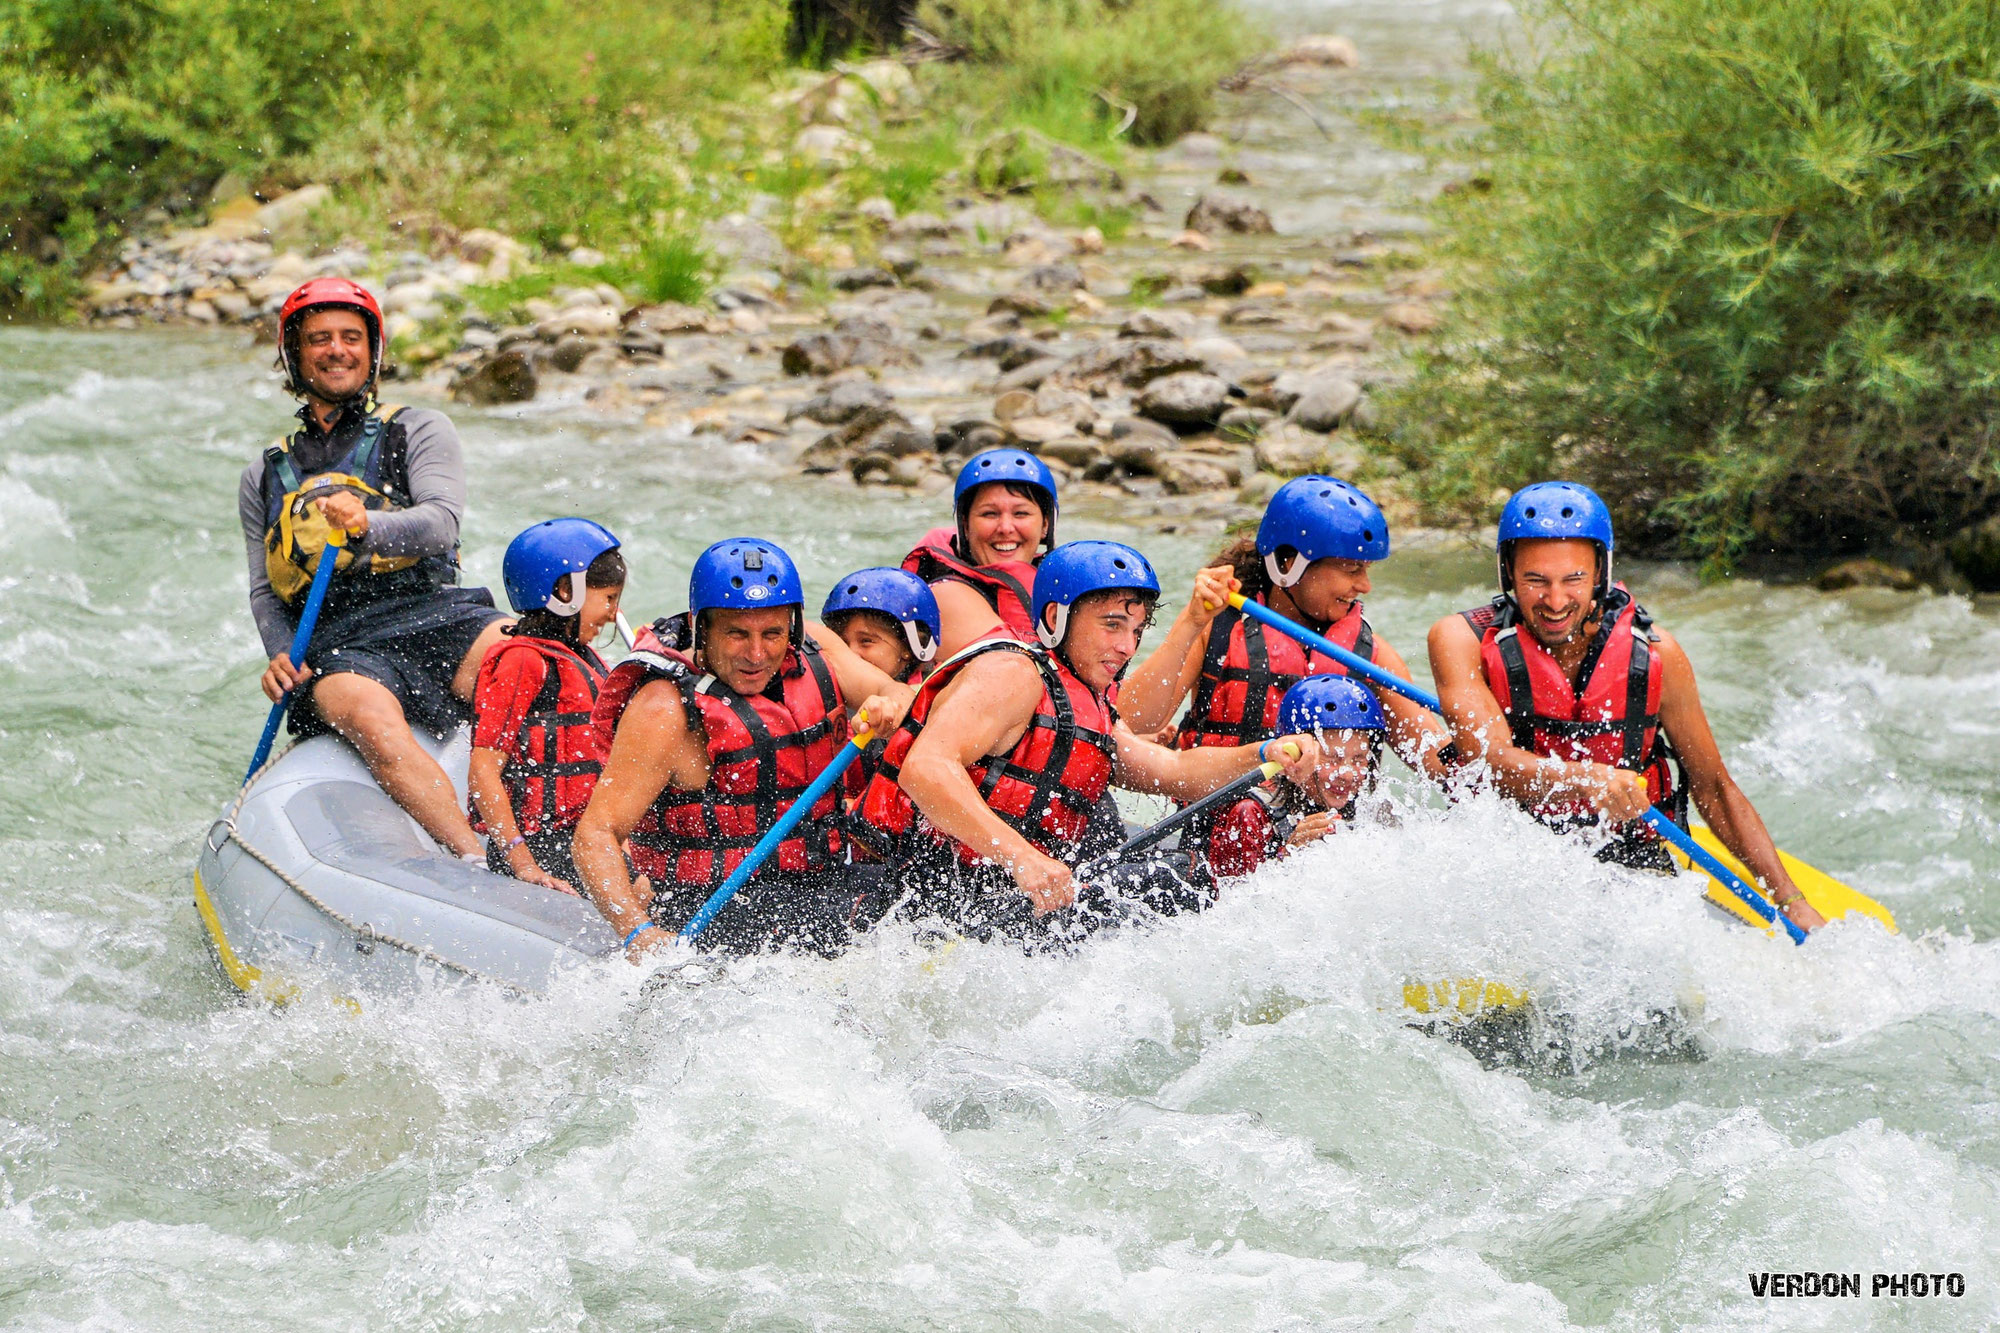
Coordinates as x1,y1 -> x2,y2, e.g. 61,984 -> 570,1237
1391,0 -> 2000,570
917,0 -> 1262,145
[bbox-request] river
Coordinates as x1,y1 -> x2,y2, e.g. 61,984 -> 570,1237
5,3 -> 2000,1327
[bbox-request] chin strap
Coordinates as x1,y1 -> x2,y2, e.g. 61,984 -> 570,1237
1264,550 -> 1311,589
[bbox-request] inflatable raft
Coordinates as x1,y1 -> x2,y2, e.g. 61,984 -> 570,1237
194,727 -> 620,1000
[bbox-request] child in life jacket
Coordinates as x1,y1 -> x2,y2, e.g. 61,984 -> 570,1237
820,567 -> 942,688
469,520 -> 625,891
1188,673 -> 1387,886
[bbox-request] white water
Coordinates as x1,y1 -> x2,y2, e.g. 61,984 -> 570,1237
7,1 -> 2000,1321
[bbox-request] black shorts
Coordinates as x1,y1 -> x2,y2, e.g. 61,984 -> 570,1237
486,827 -> 586,890
293,587 -> 506,739
649,865 -> 893,957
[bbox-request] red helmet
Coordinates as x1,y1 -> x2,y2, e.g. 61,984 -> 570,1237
278,278 -> 384,397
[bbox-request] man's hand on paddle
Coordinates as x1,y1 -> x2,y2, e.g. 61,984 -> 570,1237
1583,764 -> 1654,823
261,652 -> 311,702
313,490 -> 371,538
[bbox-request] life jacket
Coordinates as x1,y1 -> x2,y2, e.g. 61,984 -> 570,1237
259,403 -> 458,609
901,526 -> 1038,641
591,618 -> 848,893
1459,585 -> 1687,834
1178,595 -> 1376,748
859,633 -> 1117,867
479,636 -> 610,836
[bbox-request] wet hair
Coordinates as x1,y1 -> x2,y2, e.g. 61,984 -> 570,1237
506,547 -> 627,645
1211,534 -> 1274,599
1072,586 -> 1159,633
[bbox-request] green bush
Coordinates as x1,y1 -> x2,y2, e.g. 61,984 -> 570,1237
2,0 -> 1256,319
1391,0 -> 2000,569
918,0 -> 1262,145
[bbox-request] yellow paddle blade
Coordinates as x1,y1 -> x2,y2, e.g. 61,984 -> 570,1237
1403,976 -> 1533,1018
1674,824 -> 1897,935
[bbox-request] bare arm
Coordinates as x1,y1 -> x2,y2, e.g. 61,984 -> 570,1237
1427,614 -> 1649,817
895,652 -> 1078,911
1112,722 -> 1319,801
1117,565 -> 1237,733
467,748 -> 569,891
1655,631 -> 1825,931
1367,634 -> 1456,783
932,579 -> 1007,661
572,680 -> 710,951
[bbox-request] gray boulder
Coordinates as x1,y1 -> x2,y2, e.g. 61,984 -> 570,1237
1949,513 -> 2000,590
794,379 -> 894,425
1287,375 -> 1363,433
1185,194 -> 1276,235
452,349 -> 537,405
1157,452 -> 1238,494
1138,372 -> 1233,428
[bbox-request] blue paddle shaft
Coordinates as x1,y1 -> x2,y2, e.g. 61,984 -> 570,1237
1230,595 -> 1805,944
243,534 -> 343,784
679,733 -> 870,942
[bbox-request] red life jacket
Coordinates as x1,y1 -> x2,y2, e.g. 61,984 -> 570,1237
1459,585 -> 1684,830
1196,789 -> 1287,883
1178,596 -> 1377,749
902,526 -> 1038,640
486,637 -> 611,835
591,620 -> 849,892
859,633 -> 1116,867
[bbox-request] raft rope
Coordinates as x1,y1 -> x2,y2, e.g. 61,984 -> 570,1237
215,748 -> 526,993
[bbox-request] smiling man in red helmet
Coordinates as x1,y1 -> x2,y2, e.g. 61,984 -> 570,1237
235,279 -> 510,858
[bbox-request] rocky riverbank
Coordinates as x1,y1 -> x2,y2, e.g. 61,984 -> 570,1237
76,40 -> 1478,544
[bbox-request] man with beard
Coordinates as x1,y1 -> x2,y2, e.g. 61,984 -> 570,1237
238,279 -> 508,857
1426,481 -> 1826,933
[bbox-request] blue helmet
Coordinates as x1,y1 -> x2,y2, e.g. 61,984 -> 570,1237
1278,673 -> 1386,736
501,518 -> 621,615
689,537 -> 804,646
953,449 -> 1058,554
1256,476 -> 1390,588
1031,540 -> 1160,649
1497,481 -> 1614,597
822,567 -> 942,664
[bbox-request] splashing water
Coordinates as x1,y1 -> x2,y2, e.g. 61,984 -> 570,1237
4,248 -> 2000,1331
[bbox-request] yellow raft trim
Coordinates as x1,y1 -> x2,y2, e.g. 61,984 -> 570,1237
1674,824 -> 1898,936
192,868 -> 298,1004
1403,976 -> 1532,1018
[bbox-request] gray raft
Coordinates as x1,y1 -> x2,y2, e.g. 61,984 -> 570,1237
194,727 -> 620,998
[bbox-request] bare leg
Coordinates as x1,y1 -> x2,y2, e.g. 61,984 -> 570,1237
452,618 -> 514,701
310,672 -> 483,856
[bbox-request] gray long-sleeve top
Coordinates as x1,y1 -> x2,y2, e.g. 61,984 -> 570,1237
238,405 -> 468,658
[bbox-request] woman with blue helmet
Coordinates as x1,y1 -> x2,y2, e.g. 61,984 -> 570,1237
1427,481 -> 1826,932
1186,675 -> 1389,887
1121,475 -> 1455,781
467,519 -> 625,891
858,540 -> 1323,939
901,448 -> 1058,659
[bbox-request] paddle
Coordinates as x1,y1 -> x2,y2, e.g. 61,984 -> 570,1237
1080,753 -> 1288,877
679,711 -> 874,942
1226,592 -> 1812,945
615,611 -> 636,652
243,528 -> 346,785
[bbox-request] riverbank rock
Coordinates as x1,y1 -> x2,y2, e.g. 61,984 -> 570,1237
453,349 -> 538,405
1947,514 -> 2000,590
1287,375 -> 1362,433
1056,339 -> 1206,391
781,317 -> 915,376
1275,34 -> 1361,68
1137,372 -> 1232,428
793,378 -> 894,425
1815,559 -> 1920,592
1158,452 -> 1237,494
1186,195 -> 1275,236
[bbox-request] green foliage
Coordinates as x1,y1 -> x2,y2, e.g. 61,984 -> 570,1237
917,0 -> 1262,145
0,0 -> 783,315
1391,0 -> 2000,567
2,0 -> 1253,318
